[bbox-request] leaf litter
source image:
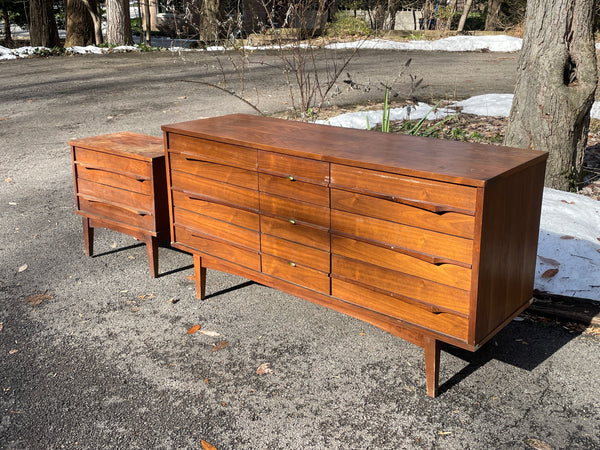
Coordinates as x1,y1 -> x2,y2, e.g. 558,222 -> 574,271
22,290 -> 52,307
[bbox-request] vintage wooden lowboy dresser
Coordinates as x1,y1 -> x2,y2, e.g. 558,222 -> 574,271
161,114 -> 548,396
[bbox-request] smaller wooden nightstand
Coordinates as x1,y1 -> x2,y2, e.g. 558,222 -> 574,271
69,132 -> 169,277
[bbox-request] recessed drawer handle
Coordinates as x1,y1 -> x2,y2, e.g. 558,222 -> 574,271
85,197 -> 150,216
288,262 -> 296,267
76,163 -> 150,182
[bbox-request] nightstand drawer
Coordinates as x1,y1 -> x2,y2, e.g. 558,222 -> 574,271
77,179 -> 153,212
75,163 -> 153,195
262,254 -> 330,294
73,147 -> 152,178
78,196 -> 155,231
259,151 -> 329,184
330,164 -> 477,213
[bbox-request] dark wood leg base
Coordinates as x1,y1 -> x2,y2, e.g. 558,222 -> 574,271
143,235 -> 159,278
82,217 -> 94,257
193,254 -> 207,300
424,336 -> 441,397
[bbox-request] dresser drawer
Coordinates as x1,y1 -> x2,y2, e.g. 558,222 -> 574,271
332,278 -> 468,341
259,151 -> 329,184
73,147 -> 152,178
174,225 -> 261,272
261,216 -> 330,250
331,189 -> 474,239
262,254 -> 330,294
260,193 -> 330,229
172,190 -> 259,231
75,163 -> 153,195
169,151 -> 258,189
259,173 -> 329,206
261,234 -> 330,273
77,179 -> 153,212
171,171 -> 259,211
330,164 -> 477,213
166,133 -> 257,170
78,196 -> 155,231
173,207 -> 260,251
332,255 -> 470,315
332,235 -> 472,291
331,210 -> 473,265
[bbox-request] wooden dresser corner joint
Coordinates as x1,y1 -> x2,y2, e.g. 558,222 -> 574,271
161,114 -> 548,397
69,132 -> 170,278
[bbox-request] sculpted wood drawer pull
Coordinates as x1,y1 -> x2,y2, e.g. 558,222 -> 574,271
77,163 -> 150,183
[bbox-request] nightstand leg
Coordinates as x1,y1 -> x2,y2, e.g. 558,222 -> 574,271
82,217 -> 94,257
145,236 -> 159,278
193,254 -> 206,300
424,336 -> 441,398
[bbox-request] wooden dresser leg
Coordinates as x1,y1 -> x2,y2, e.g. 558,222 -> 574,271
145,236 -> 159,278
82,217 -> 94,257
193,254 -> 206,300
424,336 -> 441,398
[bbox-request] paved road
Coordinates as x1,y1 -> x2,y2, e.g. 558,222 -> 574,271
1,49 -> 599,449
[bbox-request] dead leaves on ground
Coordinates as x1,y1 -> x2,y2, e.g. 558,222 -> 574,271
541,268 -> 559,279
212,341 -> 229,352
256,362 -> 273,374
187,324 -> 202,335
201,440 -> 217,450
22,290 -> 52,307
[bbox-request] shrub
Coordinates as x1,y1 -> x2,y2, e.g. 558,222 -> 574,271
325,12 -> 371,37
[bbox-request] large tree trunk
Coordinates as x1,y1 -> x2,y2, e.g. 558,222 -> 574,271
106,0 -> 133,45
504,0 -> 597,191
198,0 -> 222,43
82,0 -> 103,44
2,8 -> 14,46
484,0 -> 503,31
65,0 -> 95,46
29,0 -> 60,47
457,0 -> 474,32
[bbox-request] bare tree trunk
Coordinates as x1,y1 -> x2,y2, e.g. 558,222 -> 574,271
65,0 -> 95,46
444,0 -> 457,30
2,8 -> 14,46
421,0 -> 436,29
485,0 -> 503,31
504,0 -> 597,191
29,0 -> 60,47
199,0 -> 222,43
457,0 -> 474,32
82,0 -> 103,44
143,0 -> 151,44
106,0 -> 133,45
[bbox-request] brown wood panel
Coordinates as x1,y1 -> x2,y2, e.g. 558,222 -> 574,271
170,170 -> 259,211
260,193 -> 330,229
260,215 -> 330,250
258,151 -> 329,184
174,225 -> 261,271
78,196 -> 155,231
332,255 -> 470,315
331,189 -> 474,239
73,147 -> 152,178
75,163 -> 153,195
262,254 -> 330,294
172,190 -> 259,231
330,164 -> 477,213
77,179 -> 153,212
332,278 -> 468,341
69,132 -> 163,161
166,133 -> 257,170
331,210 -> 473,265
331,235 -> 472,291
261,234 -> 330,273
259,173 -> 329,206
173,207 -> 260,251
169,151 -> 258,189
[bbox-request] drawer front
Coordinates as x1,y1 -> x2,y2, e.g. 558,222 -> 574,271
77,179 -> 153,212
330,164 -> 477,213
261,234 -> 330,273
259,173 -> 329,206
332,235 -> 472,291
332,278 -> 468,341
174,225 -> 261,272
331,189 -> 474,239
171,171 -> 259,211
166,133 -> 257,170
75,164 -> 153,195
172,190 -> 259,231
260,193 -> 330,229
173,207 -> 260,251
78,196 -> 155,231
332,255 -> 470,315
73,147 -> 151,178
331,210 -> 473,265
169,151 -> 258,190
262,254 -> 330,294
261,216 -> 330,250
258,151 -> 329,184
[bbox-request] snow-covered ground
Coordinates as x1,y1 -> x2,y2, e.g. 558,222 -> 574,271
2,33 -> 599,301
